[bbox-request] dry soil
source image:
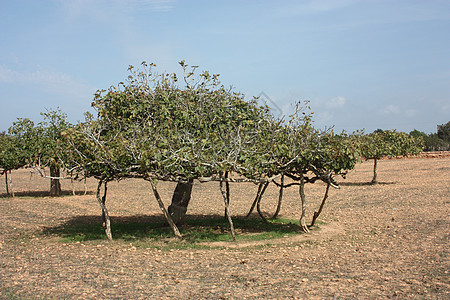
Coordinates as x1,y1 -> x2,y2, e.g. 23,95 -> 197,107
0,156 -> 449,299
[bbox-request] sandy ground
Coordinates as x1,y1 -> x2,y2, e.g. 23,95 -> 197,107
0,156 -> 449,299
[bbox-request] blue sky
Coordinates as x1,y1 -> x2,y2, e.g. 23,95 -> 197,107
1,0 -> 449,134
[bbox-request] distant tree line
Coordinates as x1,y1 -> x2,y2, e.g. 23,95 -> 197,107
409,121 -> 450,151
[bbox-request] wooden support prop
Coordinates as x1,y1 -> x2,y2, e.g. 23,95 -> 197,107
256,181 -> 270,223
150,180 -> 182,238
272,174 -> 284,219
219,176 -> 236,241
246,183 -> 264,218
310,182 -> 330,227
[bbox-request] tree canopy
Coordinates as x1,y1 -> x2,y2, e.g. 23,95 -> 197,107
1,61 -> 429,239
361,130 -> 424,183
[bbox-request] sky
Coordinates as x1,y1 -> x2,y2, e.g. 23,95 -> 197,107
1,0 -> 449,134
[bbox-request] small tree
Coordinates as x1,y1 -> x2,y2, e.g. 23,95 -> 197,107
67,61 -> 279,239
7,111 -> 74,197
0,134 -> 26,197
35,110 -> 73,196
361,130 -> 424,184
303,131 -> 361,226
2,119 -> 37,197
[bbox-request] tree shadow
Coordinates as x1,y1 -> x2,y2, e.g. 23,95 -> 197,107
0,190 -> 94,198
339,181 -> 397,187
42,214 -> 302,242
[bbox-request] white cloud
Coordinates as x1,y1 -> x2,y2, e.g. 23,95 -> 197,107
0,65 -> 65,84
381,104 -> 401,115
275,0 -> 360,17
316,111 -> 332,123
58,0 -> 175,22
405,109 -> 417,117
128,0 -> 175,12
0,65 -> 94,98
274,0 -> 450,34
304,0 -> 359,13
325,96 -> 346,109
440,100 -> 450,114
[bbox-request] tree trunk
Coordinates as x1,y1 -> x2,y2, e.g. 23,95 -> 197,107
70,171 -> 76,196
71,178 -> 76,195
299,173 -> 310,233
50,166 -> 61,197
101,182 -> 108,227
5,171 -> 9,197
96,180 -> 112,240
9,170 -> 14,198
272,174 -> 285,219
224,172 -> 230,218
5,170 -> 14,197
371,159 -> 378,184
310,182 -> 330,227
168,180 -> 193,224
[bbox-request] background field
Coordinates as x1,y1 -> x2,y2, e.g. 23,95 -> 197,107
1,156 -> 449,299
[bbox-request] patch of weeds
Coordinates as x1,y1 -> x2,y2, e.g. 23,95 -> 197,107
42,215 -> 304,248
44,223 -> 107,242
0,287 -> 41,300
179,216 -> 302,243
438,250 -> 448,258
312,220 -> 326,226
44,221 -> 174,243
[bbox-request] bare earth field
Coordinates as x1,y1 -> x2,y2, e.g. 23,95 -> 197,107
0,157 -> 449,299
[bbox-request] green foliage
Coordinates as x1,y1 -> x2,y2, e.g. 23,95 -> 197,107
69,61 -> 290,182
409,129 -> 427,139
0,134 -> 25,173
437,121 -> 450,142
410,127 -> 450,151
37,109 -> 72,169
361,129 -> 423,160
3,112 -> 73,173
425,134 -> 450,151
61,62 -> 364,217
310,131 -> 362,178
266,103 -> 361,185
1,118 -> 37,173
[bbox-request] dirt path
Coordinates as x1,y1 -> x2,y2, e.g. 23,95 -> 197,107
0,157 -> 449,299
